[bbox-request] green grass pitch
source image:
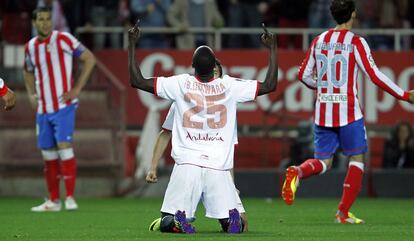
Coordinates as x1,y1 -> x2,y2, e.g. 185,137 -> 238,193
0,198 -> 413,241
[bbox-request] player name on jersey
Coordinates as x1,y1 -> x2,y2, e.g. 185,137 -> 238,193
184,80 -> 226,95
315,42 -> 353,52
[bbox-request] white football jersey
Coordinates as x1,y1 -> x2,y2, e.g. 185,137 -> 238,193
156,74 -> 258,170
162,103 -> 239,144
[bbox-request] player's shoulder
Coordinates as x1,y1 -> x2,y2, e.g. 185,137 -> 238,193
222,74 -> 254,83
221,74 -> 240,82
56,30 -> 69,37
313,30 -> 334,43
158,73 -> 189,81
26,36 -> 38,47
175,73 -> 191,80
56,31 -> 78,41
160,73 -> 192,83
352,33 -> 366,44
218,75 -> 238,85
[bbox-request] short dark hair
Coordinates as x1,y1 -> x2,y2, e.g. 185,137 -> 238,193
330,0 -> 355,24
32,7 -> 52,20
192,46 -> 216,76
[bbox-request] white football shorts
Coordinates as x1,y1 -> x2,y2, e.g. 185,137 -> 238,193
160,163 -> 245,219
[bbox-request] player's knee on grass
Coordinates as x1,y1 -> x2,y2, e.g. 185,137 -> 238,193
219,218 -> 229,232
218,218 -> 245,233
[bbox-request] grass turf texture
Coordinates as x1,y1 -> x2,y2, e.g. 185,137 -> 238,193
0,198 -> 413,241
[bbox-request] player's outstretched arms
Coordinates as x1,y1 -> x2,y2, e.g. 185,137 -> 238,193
128,20 -> 155,94
146,129 -> 172,183
1,88 -> 16,111
258,23 -> 278,96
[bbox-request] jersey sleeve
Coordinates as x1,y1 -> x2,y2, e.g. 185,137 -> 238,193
354,36 -> 410,101
228,76 -> 259,103
162,104 -> 175,131
155,74 -> 187,101
59,32 -> 85,58
298,37 -> 318,90
0,78 -> 8,97
24,43 -> 34,72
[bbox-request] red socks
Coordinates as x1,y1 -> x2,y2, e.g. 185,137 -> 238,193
60,157 -> 77,197
58,148 -> 77,198
338,161 -> 364,215
296,158 -> 364,216
297,159 -> 326,179
44,160 -> 60,201
42,148 -> 77,199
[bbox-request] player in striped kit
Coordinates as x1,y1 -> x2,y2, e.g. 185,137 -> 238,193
23,7 -> 96,212
282,0 -> 414,224
128,20 -> 277,233
0,77 -> 16,110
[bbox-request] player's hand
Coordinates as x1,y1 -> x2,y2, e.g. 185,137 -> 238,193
62,87 -> 80,102
408,90 -> 414,104
2,88 -> 16,111
128,19 -> 141,43
261,23 -> 277,48
146,169 -> 158,183
28,94 -> 38,110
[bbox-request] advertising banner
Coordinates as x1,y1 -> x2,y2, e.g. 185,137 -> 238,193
96,50 -> 414,127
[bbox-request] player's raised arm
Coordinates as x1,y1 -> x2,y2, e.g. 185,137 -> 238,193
128,20 -> 156,94
257,24 -> 278,96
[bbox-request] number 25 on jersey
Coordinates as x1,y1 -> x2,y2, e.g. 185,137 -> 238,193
183,93 -> 227,129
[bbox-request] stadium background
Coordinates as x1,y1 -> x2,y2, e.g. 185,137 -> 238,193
0,0 -> 413,202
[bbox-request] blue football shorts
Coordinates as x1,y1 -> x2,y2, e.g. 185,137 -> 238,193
36,104 -> 78,149
314,118 -> 368,160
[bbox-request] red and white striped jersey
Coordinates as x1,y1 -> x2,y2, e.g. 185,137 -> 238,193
0,77 -> 8,97
298,29 -> 410,127
24,31 -> 83,114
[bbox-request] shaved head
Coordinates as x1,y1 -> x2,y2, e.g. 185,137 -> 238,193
192,46 -> 216,78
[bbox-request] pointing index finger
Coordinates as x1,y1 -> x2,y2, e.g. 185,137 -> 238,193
134,19 -> 140,29
262,23 -> 269,35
